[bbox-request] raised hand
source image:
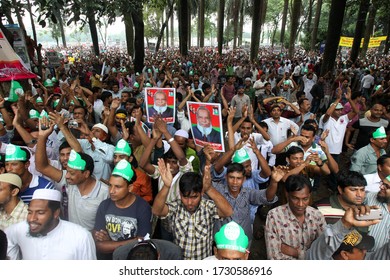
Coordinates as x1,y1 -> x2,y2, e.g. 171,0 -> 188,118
202,164 -> 212,193
227,106 -> 236,123
342,205 -> 382,229
270,166 -> 289,183
38,117 -> 55,138
157,158 -> 173,187
111,98 -> 121,110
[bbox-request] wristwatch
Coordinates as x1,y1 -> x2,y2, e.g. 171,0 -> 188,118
27,139 -> 37,145
317,161 -> 324,167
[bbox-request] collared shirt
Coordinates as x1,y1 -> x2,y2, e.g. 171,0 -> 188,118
265,203 -> 326,260
364,172 -> 381,193
213,182 -> 276,241
365,192 -> 390,251
319,114 -> 349,154
20,174 -> 55,204
162,199 -> 220,260
0,200 -> 28,231
350,144 -> 386,175
263,117 -> 299,146
57,170 -> 109,231
285,141 -> 327,163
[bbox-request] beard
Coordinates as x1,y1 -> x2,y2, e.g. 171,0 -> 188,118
376,193 -> 389,204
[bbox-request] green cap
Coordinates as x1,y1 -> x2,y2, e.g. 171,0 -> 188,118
29,109 -> 40,119
375,85 -> 381,91
44,79 -> 54,87
189,70 -> 194,75
67,150 -> 86,170
112,159 -> 134,182
70,100 -> 75,105
232,148 -> 250,164
53,99 -> 60,108
8,80 -> 24,102
51,77 -> 57,83
385,175 -> 390,183
133,82 -> 140,88
39,110 -> 48,119
373,126 -> 386,139
145,82 -> 152,87
36,97 -> 43,103
214,221 -> 248,253
5,144 -> 28,162
114,139 -> 132,156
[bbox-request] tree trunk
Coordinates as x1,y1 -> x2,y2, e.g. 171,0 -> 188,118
310,0 -> 322,50
384,18 -> 390,54
166,8 -> 169,48
53,7 -> 67,48
26,0 -> 37,43
238,0 -> 244,46
280,0 -> 289,45
261,0 -> 268,26
178,0 -> 189,56
361,3 -> 377,58
217,0 -> 225,54
170,6 -> 174,47
233,0 -> 240,49
250,0 -> 263,61
86,10 -> 100,56
306,0 -> 314,33
350,0 -> 370,62
155,1 -> 175,53
131,9 -> 145,73
320,0 -> 347,76
11,0 -> 26,34
288,0 -> 302,58
187,2 -> 191,49
199,0 -> 205,48
124,13 -> 134,57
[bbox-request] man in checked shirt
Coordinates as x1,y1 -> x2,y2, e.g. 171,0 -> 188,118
152,158 -> 233,260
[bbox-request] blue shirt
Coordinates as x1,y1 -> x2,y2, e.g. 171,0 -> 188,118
19,174 -> 55,204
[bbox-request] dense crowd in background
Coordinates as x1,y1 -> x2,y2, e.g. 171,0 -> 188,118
0,44 -> 390,260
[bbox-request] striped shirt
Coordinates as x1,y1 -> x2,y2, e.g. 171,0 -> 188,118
0,200 -> 28,231
366,192 -> 390,251
19,174 -> 55,204
162,199 -> 220,260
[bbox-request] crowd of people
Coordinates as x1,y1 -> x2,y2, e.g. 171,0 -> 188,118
0,45 -> 390,260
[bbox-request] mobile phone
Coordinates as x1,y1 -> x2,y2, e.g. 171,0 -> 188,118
355,209 -> 383,221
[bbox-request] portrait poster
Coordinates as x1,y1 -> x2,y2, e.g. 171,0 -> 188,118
187,101 -> 225,152
145,87 -> 175,123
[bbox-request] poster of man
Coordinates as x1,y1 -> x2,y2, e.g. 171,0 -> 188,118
145,87 -> 175,123
187,101 -> 225,152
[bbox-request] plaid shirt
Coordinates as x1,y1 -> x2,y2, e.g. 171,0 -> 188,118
162,199 -> 220,260
0,200 -> 28,231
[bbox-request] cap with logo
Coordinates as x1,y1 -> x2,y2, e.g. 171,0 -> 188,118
331,102 -> 344,110
114,139 -> 132,156
232,148 -> 250,164
36,97 -> 43,104
29,109 -> 40,119
112,159 -> 134,182
43,79 -> 54,87
32,189 -> 62,202
337,230 -> 375,253
8,80 -> 24,102
214,221 -> 249,253
372,126 -> 386,139
67,150 -> 86,171
133,82 -> 140,88
5,144 -> 28,162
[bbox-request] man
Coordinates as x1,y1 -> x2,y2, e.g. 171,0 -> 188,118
231,85 -> 251,124
148,91 -> 174,119
113,139 -> 152,204
314,170 -> 367,231
364,154 -> 390,193
93,160 -> 152,259
364,175 -> 390,251
302,71 -> 318,103
4,144 -> 54,204
350,127 -> 387,175
191,106 -> 222,144
265,174 -> 326,259
36,123 -> 109,231
152,160 -> 233,260
306,205 -> 389,260
212,142 -> 273,230
204,221 -> 249,260
293,98 -> 315,127
5,189 -> 96,259
0,173 -> 28,230
345,103 -> 389,151
361,69 -> 375,100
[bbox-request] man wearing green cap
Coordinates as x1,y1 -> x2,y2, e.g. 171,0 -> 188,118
113,139 -> 152,204
36,124 -> 109,231
350,127 -> 387,175
4,144 -> 54,204
93,159 -> 152,259
204,221 -> 249,260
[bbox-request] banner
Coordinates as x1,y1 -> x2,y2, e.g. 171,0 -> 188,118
145,87 -> 176,124
187,101 -> 225,152
0,29 -> 36,82
339,36 -> 387,48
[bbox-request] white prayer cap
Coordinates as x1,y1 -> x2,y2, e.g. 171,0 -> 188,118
174,129 -> 189,139
32,189 -> 62,202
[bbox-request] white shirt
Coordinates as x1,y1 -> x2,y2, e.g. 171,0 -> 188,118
319,114 -> 349,154
5,219 -> 96,260
361,74 -> 375,89
364,172 -> 381,193
263,117 -> 299,146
